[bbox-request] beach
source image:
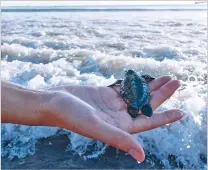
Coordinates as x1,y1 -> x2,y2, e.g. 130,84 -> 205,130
1,6 -> 207,169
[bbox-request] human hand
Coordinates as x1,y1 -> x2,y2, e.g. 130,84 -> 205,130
48,76 -> 183,162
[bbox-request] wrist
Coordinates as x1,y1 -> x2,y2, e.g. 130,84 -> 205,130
37,91 -> 65,128
2,81 -> 52,126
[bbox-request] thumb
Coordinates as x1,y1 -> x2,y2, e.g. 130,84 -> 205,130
105,126 -> 145,162
89,117 -> 145,162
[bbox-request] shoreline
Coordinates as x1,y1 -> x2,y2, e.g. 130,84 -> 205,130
2,134 -> 165,169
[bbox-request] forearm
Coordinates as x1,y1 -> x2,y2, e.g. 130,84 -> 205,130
1,81 -> 53,126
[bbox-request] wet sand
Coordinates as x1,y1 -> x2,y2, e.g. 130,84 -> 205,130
2,135 -> 165,169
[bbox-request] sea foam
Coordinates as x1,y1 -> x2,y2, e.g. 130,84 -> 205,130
1,10 -> 207,169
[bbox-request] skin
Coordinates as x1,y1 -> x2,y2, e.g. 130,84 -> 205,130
1,76 -> 183,163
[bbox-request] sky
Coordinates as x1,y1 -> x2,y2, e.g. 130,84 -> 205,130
1,1 -> 196,6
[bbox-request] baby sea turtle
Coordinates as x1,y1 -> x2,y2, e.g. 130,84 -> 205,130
108,70 -> 155,118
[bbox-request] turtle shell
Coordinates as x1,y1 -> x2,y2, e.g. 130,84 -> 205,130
120,70 -> 150,110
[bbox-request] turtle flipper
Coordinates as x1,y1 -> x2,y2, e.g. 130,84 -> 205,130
107,80 -> 122,87
141,75 -> 155,83
127,105 -> 138,118
141,104 -> 153,117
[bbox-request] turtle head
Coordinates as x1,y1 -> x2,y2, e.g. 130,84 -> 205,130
125,70 -> 136,76
141,104 -> 153,117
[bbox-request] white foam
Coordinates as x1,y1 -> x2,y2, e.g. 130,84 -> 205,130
67,132 -> 106,160
27,75 -> 46,89
1,123 -> 60,159
1,11 -> 207,169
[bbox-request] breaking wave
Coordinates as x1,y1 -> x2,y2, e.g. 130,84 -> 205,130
1,10 -> 207,169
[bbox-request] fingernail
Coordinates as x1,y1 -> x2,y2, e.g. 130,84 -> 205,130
171,80 -> 180,88
177,111 -> 184,118
129,149 -> 144,162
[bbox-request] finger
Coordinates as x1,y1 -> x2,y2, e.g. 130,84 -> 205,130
108,76 -> 172,94
98,119 -> 145,162
76,115 -> 145,162
149,76 -> 172,93
129,109 -> 183,134
150,80 -> 180,110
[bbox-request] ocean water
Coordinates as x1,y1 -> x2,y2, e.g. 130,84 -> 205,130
1,7 -> 207,169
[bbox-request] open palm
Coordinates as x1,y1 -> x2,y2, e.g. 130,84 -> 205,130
51,76 -> 182,134
49,76 -> 183,162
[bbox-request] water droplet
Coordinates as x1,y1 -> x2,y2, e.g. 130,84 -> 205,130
137,161 -> 141,164
187,145 -> 190,149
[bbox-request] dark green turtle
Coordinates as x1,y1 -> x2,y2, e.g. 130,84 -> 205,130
108,70 -> 155,118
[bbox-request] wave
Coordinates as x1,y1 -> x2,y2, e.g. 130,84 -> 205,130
1,10 -> 207,169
